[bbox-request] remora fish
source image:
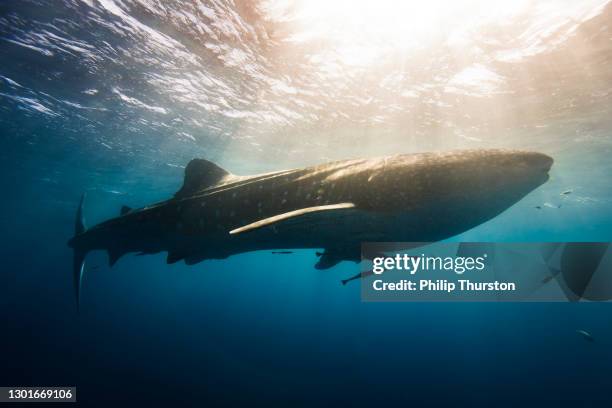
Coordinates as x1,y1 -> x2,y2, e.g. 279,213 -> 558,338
68,149 -> 553,305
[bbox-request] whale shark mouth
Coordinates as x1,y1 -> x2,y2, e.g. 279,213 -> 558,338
525,152 -> 554,173
527,152 -> 554,184
541,156 -> 554,182
538,154 -> 554,173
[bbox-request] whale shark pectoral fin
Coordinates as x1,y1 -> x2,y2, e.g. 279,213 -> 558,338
174,159 -> 232,198
315,247 -> 360,270
229,203 -> 356,235
315,252 -> 343,270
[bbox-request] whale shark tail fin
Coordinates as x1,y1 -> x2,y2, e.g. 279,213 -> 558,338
72,193 -> 87,311
73,248 -> 86,311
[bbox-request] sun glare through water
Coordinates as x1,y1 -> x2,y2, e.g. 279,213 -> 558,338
264,0 -> 606,67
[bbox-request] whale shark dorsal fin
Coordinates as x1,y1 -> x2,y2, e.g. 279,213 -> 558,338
120,205 -> 132,215
229,203 -> 355,235
174,158 -> 232,198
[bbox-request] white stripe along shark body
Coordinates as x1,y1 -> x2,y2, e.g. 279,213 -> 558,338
68,149 -> 553,305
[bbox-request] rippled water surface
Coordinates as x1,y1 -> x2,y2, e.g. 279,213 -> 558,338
1,1 -> 612,406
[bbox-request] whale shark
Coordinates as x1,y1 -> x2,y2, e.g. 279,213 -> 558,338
68,149 -> 553,305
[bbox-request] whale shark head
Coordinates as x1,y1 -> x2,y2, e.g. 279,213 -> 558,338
356,149 -> 553,238
363,149 -> 552,204
461,149 -> 553,197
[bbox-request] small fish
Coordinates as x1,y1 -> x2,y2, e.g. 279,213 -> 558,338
535,206 -> 542,210
561,190 -> 573,195
271,251 -> 293,254
576,329 -> 594,342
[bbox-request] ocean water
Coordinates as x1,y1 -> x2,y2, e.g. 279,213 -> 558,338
1,1 -> 612,406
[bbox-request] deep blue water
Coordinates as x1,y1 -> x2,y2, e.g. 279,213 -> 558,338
2,1 -> 612,406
